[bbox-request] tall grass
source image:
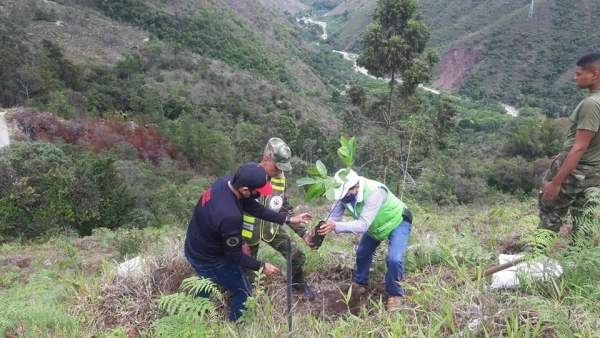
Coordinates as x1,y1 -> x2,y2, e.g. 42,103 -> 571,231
2,197 -> 599,336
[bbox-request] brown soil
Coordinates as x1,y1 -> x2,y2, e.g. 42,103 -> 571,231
209,265 -> 391,322
499,234 -> 522,254
432,45 -> 482,90
305,265 -> 385,318
312,281 -> 386,318
4,255 -> 31,269
235,266 -> 390,321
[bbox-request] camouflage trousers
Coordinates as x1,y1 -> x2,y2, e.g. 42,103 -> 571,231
242,225 -> 306,280
539,152 -> 600,233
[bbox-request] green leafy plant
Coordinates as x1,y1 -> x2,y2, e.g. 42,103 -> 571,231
520,229 -> 560,255
297,136 -> 358,201
151,277 -> 221,337
0,296 -> 80,336
339,284 -> 353,313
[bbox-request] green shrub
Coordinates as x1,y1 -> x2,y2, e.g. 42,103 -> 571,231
0,142 -> 134,241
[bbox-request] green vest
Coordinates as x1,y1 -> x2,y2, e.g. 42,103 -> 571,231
342,179 -> 406,241
242,175 -> 286,246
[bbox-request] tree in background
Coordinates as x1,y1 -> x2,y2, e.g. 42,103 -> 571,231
432,95 -> 460,149
357,0 -> 439,135
356,0 -> 440,184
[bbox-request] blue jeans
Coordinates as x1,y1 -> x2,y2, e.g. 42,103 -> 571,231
185,249 -> 253,321
354,220 -> 412,296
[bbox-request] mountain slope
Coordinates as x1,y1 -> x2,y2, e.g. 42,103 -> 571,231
323,0 -> 600,115
420,0 -> 599,115
256,0 -> 309,13
1,0 -> 358,127
326,0 -> 375,51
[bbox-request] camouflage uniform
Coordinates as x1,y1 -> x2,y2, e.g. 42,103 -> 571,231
242,138 -> 308,279
246,222 -> 307,277
243,174 -> 308,278
538,152 -> 600,233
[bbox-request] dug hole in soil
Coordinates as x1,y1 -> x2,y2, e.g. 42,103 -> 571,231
257,265 -> 386,320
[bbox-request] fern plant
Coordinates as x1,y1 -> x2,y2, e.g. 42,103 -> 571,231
0,311 -> 16,333
521,187 -> 600,254
517,188 -> 600,305
520,229 -> 560,255
572,187 -> 600,244
151,277 -> 222,337
0,296 -> 80,336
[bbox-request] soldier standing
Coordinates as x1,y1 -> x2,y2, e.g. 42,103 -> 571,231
242,138 -> 316,301
539,52 -> 600,235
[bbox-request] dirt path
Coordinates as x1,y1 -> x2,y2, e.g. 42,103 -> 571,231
0,110 -> 10,148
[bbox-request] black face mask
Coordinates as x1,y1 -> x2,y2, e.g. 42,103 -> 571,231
341,191 -> 358,204
239,188 -> 261,200
243,189 -> 261,200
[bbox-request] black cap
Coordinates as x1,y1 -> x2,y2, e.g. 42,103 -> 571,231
231,162 -> 273,196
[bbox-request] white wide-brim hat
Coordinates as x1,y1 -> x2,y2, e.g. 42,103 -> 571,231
333,169 -> 359,200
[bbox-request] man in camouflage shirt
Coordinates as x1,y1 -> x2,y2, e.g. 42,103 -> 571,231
241,138 -> 316,301
539,52 -> 600,235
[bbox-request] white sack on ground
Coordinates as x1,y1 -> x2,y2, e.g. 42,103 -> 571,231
489,253 -> 563,289
113,256 -> 146,278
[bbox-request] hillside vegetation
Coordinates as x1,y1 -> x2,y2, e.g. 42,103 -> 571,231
1,0 -> 600,337
321,0 -> 600,115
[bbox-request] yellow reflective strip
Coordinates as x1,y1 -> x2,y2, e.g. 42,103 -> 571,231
272,185 -> 284,191
242,229 -> 253,238
270,178 -> 285,184
243,215 -> 255,223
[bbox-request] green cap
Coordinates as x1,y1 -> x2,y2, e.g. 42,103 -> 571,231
265,137 -> 292,171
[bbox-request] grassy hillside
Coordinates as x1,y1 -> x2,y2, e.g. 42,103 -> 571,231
324,0 -> 376,52
421,0 -> 599,116
257,0 -> 309,14
2,198 -> 600,336
322,0 -> 600,116
0,0 -> 362,191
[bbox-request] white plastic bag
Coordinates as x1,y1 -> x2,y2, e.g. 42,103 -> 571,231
489,254 -> 562,289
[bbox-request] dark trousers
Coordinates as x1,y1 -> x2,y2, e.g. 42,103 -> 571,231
185,248 -> 253,321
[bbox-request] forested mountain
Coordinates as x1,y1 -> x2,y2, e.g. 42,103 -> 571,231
0,0 -> 361,170
0,0 -> 571,236
319,0 -> 600,115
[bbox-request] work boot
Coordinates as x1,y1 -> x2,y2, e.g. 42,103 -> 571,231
292,271 -> 316,301
352,282 -> 368,295
386,296 -> 403,311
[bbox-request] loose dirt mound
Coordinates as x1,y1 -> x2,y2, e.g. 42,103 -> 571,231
3,255 -> 31,269
499,234 -> 522,254
261,266 -> 387,320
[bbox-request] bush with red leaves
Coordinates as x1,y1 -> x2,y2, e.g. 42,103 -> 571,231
11,109 -> 179,164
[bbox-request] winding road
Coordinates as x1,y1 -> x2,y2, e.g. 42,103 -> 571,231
298,17 -> 519,117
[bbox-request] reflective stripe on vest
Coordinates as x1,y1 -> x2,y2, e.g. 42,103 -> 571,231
242,175 -> 286,245
242,215 -> 255,238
